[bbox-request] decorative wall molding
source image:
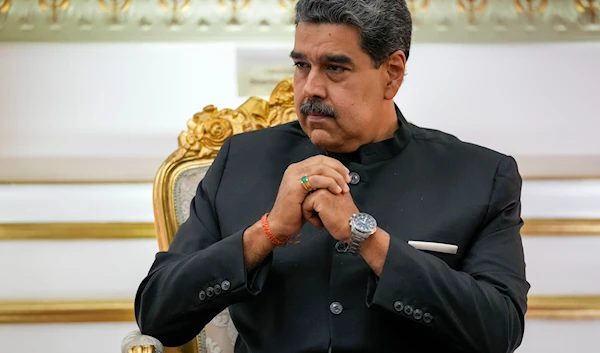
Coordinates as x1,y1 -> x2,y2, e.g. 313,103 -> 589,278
521,219 -> 600,235
0,219 -> 599,240
0,222 -> 156,240
0,296 -> 598,324
0,0 -> 599,43
0,299 -> 134,324
527,295 -> 600,319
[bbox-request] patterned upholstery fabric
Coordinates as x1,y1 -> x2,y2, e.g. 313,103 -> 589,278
173,166 -> 238,353
174,167 -> 210,226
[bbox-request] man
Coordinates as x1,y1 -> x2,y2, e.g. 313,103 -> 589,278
135,0 -> 530,352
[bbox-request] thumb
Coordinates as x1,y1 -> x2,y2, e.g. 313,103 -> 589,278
306,212 -> 324,229
302,195 -> 324,229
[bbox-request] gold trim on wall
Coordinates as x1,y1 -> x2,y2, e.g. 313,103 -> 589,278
527,296 -> 600,320
0,180 -> 154,185
0,299 -> 134,324
523,176 -> 600,181
0,223 -> 155,240
1,219 -> 599,240
0,296 -> 598,324
522,219 -> 600,236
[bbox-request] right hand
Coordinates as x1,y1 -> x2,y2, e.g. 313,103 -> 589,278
267,155 -> 351,241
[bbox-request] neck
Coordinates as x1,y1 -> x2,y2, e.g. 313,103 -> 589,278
372,102 -> 400,143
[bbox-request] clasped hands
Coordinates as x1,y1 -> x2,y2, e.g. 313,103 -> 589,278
267,155 -> 360,244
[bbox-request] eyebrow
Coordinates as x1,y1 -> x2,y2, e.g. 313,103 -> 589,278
289,51 -> 306,60
324,54 -> 353,65
290,51 -> 354,65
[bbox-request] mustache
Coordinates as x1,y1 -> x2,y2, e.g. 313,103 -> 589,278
300,100 -> 337,118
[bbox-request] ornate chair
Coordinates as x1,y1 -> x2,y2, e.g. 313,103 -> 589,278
121,78 -> 297,353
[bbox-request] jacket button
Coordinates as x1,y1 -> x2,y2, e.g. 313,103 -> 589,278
349,172 -> 360,185
330,302 -> 343,315
214,284 -> 222,295
423,313 -> 433,323
199,291 -> 206,301
393,301 -> 404,312
206,287 -> 215,297
335,241 -> 348,253
413,309 -> 423,320
403,305 -> 414,316
221,280 -> 231,291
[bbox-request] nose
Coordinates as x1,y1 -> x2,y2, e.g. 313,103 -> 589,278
302,70 -> 326,100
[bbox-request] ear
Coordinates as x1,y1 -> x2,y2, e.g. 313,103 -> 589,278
383,50 -> 406,100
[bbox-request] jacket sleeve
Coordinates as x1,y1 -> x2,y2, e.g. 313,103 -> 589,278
366,155 -> 530,353
134,137 -> 272,347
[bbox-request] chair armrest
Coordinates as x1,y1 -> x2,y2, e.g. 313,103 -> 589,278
121,330 -> 164,353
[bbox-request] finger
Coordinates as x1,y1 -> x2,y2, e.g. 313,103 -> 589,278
303,165 -> 350,193
302,193 -> 324,229
305,156 -> 351,184
305,175 -> 344,194
305,212 -> 324,229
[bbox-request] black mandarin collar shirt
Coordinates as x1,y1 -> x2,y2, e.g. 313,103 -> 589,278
135,105 -> 529,353
323,106 -> 413,167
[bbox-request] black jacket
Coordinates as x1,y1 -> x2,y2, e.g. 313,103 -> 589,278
135,109 -> 530,353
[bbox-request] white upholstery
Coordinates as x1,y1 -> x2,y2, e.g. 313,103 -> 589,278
174,167 -> 210,226
174,166 -> 238,353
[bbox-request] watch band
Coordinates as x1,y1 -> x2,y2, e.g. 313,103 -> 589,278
346,230 -> 369,255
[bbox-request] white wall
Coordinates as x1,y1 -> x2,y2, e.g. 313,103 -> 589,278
1,41 -> 599,353
0,42 -> 599,182
0,323 -> 140,353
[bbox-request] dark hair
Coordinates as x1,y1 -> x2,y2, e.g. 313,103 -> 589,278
295,0 -> 413,67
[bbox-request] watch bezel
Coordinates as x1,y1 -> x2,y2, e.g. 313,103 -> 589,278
350,213 -> 377,235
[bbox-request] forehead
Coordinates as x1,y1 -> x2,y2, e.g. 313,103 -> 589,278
293,22 -> 368,62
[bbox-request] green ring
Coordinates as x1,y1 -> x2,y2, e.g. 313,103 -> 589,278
300,175 -> 308,183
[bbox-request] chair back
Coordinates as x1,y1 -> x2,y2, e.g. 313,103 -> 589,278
152,78 -> 297,353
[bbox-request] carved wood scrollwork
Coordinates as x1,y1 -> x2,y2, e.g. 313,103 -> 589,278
0,0 -> 11,14
175,78 -> 296,162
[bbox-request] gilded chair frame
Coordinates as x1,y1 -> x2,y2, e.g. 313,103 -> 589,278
151,78 -> 297,353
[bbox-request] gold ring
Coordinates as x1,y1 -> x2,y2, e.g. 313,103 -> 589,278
300,175 -> 312,191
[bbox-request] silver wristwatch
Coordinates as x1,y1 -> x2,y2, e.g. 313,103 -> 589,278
346,213 -> 377,255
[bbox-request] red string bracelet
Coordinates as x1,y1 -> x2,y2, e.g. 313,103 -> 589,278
261,213 -> 300,245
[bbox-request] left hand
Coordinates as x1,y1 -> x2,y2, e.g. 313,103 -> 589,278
301,189 -> 360,241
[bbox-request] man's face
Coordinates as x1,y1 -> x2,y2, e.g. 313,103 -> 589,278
292,22 -> 390,153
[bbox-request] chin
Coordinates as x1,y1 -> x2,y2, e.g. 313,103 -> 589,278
308,131 -> 345,152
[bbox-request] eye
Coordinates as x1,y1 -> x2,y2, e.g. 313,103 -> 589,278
294,62 -> 309,70
328,65 -> 346,73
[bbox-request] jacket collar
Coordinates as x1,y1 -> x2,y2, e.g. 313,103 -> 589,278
320,104 -> 412,166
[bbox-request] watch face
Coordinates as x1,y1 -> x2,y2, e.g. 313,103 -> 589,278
353,213 -> 377,234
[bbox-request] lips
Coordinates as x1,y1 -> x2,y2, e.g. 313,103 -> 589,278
306,114 -> 332,123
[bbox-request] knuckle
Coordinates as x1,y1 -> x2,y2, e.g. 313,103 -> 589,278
316,155 -> 330,164
316,189 -> 329,197
310,165 -> 324,174
284,164 -> 295,174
